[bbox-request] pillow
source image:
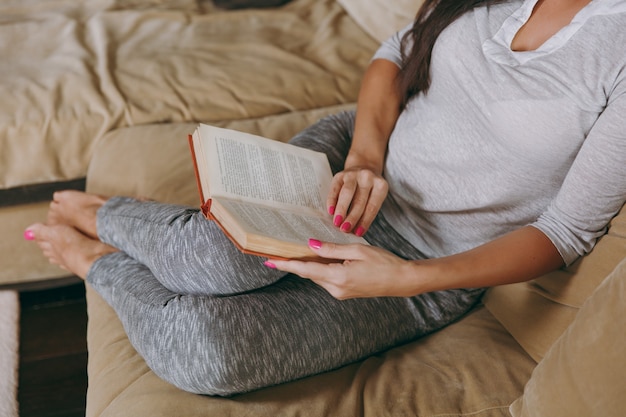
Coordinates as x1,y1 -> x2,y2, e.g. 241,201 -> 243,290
509,257 -> 626,417
483,205 -> 626,361
337,0 -> 422,43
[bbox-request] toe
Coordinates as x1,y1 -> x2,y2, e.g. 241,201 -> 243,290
24,223 -> 45,241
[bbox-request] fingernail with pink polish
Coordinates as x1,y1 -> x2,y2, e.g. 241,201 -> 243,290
308,239 -> 322,250
24,229 -> 35,241
328,206 -> 335,215
263,260 -> 276,269
340,222 -> 352,232
333,215 -> 343,227
355,226 -> 365,237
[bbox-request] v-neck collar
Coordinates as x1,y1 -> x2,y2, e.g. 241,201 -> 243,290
483,0 -> 626,66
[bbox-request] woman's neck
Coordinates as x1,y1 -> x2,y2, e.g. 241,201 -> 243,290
510,0 -> 593,51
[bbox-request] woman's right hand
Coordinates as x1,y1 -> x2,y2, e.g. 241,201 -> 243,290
326,166 -> 388,236
326,58 -> 400,236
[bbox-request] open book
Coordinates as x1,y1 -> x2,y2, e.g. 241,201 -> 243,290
188,123 -> 368,259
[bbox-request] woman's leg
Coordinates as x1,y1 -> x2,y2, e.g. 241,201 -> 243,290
90,110 -> 360,296
87,249 -> 483,396
33,110 -> 484,396
92,155 -> 484,397
29,215 -> 483,397
96,198 -> 285,296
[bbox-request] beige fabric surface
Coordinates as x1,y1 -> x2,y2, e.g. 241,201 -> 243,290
509,257 -> 626,417
0,202 -> 72,287
86,283 -> 534,417
0,0 -> 378,286
0,0 -> 377,190
86,104 -> 356,202
84,114 -> 536,416
0,0 -> 201,15
337,0 -> 421,42
483,205 -> 626,362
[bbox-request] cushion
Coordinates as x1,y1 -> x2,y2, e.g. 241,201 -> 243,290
86,105 -> 356,202
483,205 -> 626,362
510,257 -> 626,416
86,284 -> 536,417
85,111 -> 537,416
337,0 -> 422,42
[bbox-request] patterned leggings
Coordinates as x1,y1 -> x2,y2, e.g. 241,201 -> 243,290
87,111 -> 484,396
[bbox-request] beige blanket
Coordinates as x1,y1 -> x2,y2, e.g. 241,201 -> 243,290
0,0 -> 377,190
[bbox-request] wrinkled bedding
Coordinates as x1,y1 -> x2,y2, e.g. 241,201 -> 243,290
0,0 -> 378,286
0,0 -> 377,190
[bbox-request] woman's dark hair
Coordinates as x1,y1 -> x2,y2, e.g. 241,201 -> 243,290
398,0 -> 498,108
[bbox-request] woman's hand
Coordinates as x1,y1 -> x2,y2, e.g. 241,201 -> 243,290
268,239 -> 420,300
327,167 -> 388,236
327,59 -> 401,236
268,226 -> 566,300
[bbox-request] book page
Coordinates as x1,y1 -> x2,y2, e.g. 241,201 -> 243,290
215,199 -> 367,246
198,124 -> 332,214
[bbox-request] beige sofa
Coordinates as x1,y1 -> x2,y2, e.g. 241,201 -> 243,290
85,118 -> 626,416
3,0 -> 624,415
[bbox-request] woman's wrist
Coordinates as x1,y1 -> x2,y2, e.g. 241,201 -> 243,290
397,259 -> 444,296
344,146 -> 385,174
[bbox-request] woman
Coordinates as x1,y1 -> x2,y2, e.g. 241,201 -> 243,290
26,0 -> 625,396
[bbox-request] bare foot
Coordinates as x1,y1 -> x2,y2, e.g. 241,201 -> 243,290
26,223 -> 118,279
47,190 -> 108,239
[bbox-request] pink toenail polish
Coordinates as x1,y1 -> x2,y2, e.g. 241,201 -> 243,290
355,226 -> 365,237
328,206 -> 335,215
263,260 -> 277,269
340,222 -> 352,232
24,230 -> 35,240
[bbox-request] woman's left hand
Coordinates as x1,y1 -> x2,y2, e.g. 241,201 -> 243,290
268,239 -> 421,300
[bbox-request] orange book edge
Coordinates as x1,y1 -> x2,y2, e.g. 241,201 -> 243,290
187,133 -> 303,260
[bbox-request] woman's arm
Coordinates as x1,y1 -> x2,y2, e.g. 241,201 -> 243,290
347,59 -> 402,175
414,225 -> 564,294
269,226 -> 564,299
328,58 -> 401,235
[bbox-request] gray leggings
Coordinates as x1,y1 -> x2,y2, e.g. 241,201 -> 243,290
87,111 -> 485,396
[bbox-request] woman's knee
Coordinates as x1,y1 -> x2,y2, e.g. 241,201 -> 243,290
149,212 -> 284,296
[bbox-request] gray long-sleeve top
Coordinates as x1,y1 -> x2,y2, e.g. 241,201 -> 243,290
374,0 -> 626,265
